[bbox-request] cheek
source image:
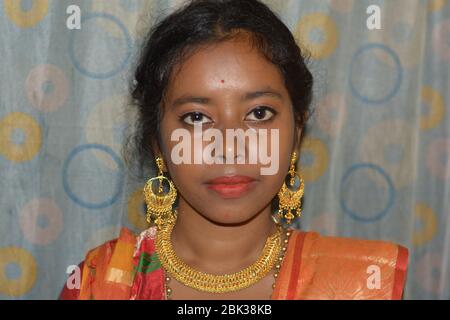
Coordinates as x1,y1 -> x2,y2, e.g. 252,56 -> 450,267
273,113 -> 295,152
271,118 -> 295,178
164,163 -> 203,202
158,116 -> 183,164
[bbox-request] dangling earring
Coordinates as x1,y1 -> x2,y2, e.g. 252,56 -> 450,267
277,151 -> 305,224
143,156 -> 177,230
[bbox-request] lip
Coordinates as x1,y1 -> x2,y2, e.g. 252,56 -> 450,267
204,175 -> 257,199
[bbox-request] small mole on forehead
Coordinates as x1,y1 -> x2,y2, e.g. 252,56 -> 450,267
220,79 -> 225,83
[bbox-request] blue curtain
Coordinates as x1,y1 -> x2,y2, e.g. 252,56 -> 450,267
0,0 -> 449,299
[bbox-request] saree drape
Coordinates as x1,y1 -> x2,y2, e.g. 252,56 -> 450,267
59,227 -> 408,300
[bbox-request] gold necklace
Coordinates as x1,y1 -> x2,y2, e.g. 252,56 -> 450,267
155,210 -> 285,295
163,228 -> 292,299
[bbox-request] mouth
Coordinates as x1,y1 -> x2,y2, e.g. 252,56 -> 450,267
204,175 -> 258,199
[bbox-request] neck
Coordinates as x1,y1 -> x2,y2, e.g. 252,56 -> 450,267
170,198 -> 279,274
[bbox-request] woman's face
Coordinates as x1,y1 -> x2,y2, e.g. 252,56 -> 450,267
156,36 -> 300,225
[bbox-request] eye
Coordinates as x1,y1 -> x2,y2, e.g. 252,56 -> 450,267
179,112 -> 213,125
245,106 -> 277,122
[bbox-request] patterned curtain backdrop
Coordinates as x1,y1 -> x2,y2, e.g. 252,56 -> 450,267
0,0 -> 448,300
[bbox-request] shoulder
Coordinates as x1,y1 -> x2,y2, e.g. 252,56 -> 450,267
83,227 -> 138,267
288,228 -> 408,260
282,229 -> 409,299
61,227 -> 157,300
303,231 -> 408,259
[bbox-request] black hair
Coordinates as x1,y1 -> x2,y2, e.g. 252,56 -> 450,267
124,0 -> 314,180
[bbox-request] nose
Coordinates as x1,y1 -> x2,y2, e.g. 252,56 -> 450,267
214,145 -> 245,164
213,121 -> 249,164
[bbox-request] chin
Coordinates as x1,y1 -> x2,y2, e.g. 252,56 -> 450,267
201,209 -> 258,226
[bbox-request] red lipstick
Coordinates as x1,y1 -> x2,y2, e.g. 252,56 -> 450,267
205,175 -> 257,199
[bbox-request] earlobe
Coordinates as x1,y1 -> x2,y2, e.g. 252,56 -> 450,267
150,141 -> 165,170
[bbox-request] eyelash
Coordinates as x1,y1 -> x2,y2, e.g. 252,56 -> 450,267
179,106 -> 278,126
179,112 -> 213,126
246,106 -> 278,122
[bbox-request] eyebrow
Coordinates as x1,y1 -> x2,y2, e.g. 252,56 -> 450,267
170,86 -> 284,108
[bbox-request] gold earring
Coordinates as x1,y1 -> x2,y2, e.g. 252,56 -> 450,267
143,156 -> 177,229
277,151 -> 304,224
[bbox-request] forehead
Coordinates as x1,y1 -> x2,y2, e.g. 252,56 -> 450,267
166,38 -> 286,95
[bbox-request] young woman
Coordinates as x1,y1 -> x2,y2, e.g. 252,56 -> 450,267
59,0 -> 408,300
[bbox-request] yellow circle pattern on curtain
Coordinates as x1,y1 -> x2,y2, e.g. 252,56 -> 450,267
0,247 -> 37,297
4,0 -> 49,28
0,112 -> 42,163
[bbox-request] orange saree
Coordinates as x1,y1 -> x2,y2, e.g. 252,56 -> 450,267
59,226 -> 408,300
